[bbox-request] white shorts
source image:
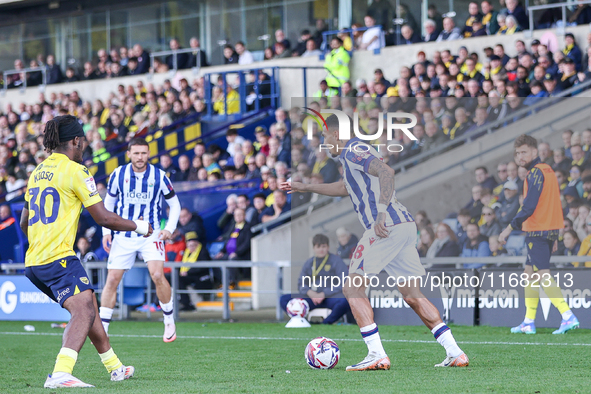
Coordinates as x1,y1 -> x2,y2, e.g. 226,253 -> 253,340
348,222 -> 426,279
107,231 -> 165,270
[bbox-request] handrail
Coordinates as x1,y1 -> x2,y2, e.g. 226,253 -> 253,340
392,77 -> 591,173
527,0 -> 591,34
149,47 -> 202,72
2,66 -> 47,93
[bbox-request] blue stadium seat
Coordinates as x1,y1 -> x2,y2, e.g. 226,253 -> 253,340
207,241 -> 225,257
122,267 -> 149,306
505,235 -> 526,256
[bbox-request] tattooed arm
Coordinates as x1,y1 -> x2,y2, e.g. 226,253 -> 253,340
368,158 -> 395,205
367,158 -> 395,238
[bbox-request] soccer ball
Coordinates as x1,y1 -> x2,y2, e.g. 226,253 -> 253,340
286,298 -> 309,318
305,337 -> 340,369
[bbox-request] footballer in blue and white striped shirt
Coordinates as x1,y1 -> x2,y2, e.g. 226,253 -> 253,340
99,138 -> 181,343
281,114 -> 468,370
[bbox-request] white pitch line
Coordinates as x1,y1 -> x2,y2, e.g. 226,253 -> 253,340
1,331 -> 590,347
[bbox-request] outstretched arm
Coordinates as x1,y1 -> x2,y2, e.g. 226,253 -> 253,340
279,180 -> 349,197
87,201 -> 153,236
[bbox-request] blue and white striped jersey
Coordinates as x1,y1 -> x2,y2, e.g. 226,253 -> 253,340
107,163 -> 175,237
338,138 -> 414,231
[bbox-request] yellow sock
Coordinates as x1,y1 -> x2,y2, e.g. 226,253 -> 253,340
53,347 -> 78,375
524,281 -> 539,321
99,348 -> 123,373
542,278 -> 570,315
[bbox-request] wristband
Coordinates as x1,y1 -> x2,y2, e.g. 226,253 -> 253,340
133,220 -> 150,235
377,203 -> 389,213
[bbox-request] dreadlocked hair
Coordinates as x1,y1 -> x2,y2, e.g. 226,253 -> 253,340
43,115 -> 77,153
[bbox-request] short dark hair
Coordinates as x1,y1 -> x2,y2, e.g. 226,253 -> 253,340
583,176 -> 591,184
226,128 -> 238,137
514,134 -> 537,149
128,137 -> 149,150
253,192 -> 266,200
312,233 -> 329,246
237,194 -> 249,200
458,208 -> 471,217
475,166 -> 488,174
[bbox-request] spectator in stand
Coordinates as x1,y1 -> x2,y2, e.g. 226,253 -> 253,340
280,234 -> 350,324
235,41 -> 254,65
226,128 -> 246,158
176,231 -> 212,311
293,30 -> 312,56
274,42 -> 291,58
481,0 -> 500,34
264,46 -> 275,60
159,154 -> 179,180
563,230 -> 581,257
223,45 -> 239,64
422,19 -> 439,42
465,184 -> 484,222
436,17 -> 462,41
166,38 -> 190,70
174,155 -> 191,182
301,39 -> 322,58
188,37 -> 208,68
400,25 -> 421,44
488,234 -> 508,256
45,55 -> 63,84
312,150 -> 339,183
179,208 -> 207,242
417,226 -> 435,257
569,2 -> 591,25
261,189 -> 290,230
502,15 -> 521,35
463,2 -> 483,38
367,0 -> 393,30
480,206 -> 502,237
274,29 -> 291,51
360,15 -> 384,51
461,222 -> 491,267
497,180 -> 520,228
427,223 -> 461,257
336,227 -> 359,259
475,166 -> 497,190
324,37 -> 350,89
133,44 -> 151,74
503,0 -> 528,29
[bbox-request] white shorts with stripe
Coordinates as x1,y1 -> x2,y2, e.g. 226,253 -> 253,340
348,221 -> 426,279
107,231 -> 165,270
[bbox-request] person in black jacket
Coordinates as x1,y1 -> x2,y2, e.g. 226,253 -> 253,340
133,44 -> 151,74
186,37 -> 208,68
175,231 -> 213,311
178,208 -> 207,244
427,223 -> 461,258
165,39 -> 190,70
279,234 -> 351,324
45,55 -> 63,84
215,208 -> 252,283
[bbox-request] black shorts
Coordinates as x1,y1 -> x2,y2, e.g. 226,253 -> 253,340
525,236 -> 553,270
25,256 -> 94,307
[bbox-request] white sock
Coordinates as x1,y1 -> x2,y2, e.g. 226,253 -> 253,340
562,310 -> 574,320
432,323 -> 463,358
360,323 -> 386,357
99,307 -> 113,334
159,299 -> 174,325
524,318 -> 535,324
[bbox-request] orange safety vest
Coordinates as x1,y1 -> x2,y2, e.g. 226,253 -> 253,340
522,162 -> 564,232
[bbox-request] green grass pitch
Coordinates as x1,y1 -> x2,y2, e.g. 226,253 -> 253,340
1,321 -> 590,393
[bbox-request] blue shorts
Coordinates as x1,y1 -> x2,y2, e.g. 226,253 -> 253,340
525,236 -> 553,270
25,256 -> 93,307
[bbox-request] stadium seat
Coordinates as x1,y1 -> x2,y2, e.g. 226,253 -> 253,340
122,267 -> 150,307
505,235 -> 526,256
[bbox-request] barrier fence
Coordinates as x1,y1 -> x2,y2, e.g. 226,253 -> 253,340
2,257 -> 590,327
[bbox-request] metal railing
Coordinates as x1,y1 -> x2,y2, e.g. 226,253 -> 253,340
2,66 -> 47,94
149,47 -> 203,73
528,0 -> 591,34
